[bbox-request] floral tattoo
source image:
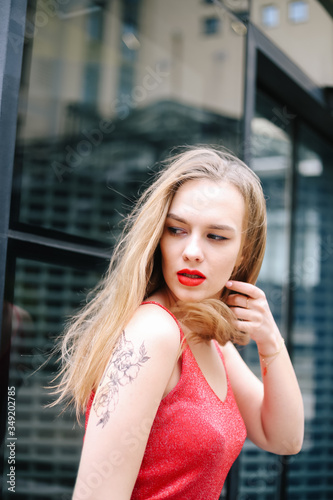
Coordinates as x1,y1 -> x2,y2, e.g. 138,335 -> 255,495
93,331 -> 150,428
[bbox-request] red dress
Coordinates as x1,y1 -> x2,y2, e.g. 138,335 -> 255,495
86,301 -> 247,499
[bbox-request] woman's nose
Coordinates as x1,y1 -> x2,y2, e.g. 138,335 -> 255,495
182,236 -> 204,262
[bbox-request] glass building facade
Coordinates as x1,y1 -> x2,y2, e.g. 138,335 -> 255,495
0,1 -> 333,499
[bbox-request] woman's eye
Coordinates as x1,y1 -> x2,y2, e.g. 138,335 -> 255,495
207,234 -> 228,241
167,226 -> 185,235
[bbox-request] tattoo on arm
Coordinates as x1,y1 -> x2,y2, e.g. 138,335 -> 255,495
93,331 -> 150,428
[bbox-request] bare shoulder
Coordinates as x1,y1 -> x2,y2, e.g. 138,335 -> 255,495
117,302 -> 181,366
95,302 -> 181,394
90,303 -> 181,429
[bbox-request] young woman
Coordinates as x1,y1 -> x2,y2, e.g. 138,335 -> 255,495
54,146 -> 304,499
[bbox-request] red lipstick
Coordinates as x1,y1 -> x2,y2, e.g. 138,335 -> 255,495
177,269 -> 206,287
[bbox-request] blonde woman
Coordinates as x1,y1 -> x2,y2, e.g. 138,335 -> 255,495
55,147 -> 304,499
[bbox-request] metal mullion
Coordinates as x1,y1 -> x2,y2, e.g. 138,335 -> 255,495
0,0 -> 28,338
241,22 -> 258,168
5,239 -> 110,282
0,0 -> 28,475
8,229 -> 112,261
278,118 -> 300,500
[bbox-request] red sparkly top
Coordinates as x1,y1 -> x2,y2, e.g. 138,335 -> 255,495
85,301 -> 247,499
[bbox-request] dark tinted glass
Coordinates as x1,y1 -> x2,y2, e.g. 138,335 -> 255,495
286,123 -> 333,499
2,259 -> 100,500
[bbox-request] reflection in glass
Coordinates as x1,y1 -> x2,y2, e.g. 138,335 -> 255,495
251,0 -> 332,87
14,0 -> 247,243
288,1 -> 309,24
287,124 -> 333,499
2,260 -> 100,500
261,5 -> 280,28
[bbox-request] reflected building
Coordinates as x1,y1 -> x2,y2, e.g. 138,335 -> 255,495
17,0 -> 249,244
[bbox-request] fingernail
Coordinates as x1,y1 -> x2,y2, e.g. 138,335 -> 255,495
227,281 -> 233,286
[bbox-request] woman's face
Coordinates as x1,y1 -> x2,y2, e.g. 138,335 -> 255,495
159,178 -> 245,304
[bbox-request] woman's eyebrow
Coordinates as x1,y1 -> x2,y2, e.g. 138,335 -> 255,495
166,213 -> 236,233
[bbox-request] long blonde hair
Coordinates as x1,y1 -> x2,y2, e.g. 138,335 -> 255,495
53,146 -> 267,418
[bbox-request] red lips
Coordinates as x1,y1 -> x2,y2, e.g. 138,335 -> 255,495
177,269 -> 206,287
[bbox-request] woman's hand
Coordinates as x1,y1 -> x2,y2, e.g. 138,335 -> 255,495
225,280 -> 281,352
223,280 -> 304,455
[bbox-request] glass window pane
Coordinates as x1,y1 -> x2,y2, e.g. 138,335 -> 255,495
262,5 -> 280,28
203,17 -> 221,35
286,123 -> 333,499
288,1 -> 309,23
14,0 -> 248,245
2,258 -> 101,500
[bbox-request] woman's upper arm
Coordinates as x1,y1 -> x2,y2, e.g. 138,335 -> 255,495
221,341 -> 269,450
73,304 -> 180,500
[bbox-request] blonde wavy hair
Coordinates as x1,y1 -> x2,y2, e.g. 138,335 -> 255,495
53,146 -> 267,419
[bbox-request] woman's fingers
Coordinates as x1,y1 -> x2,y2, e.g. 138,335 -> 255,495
225,280 -> 264,300
230,306 -> 251,321
225,281 -> 279,344
226,293 -> 250,309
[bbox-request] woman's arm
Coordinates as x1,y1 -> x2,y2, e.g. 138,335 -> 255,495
222,280 -> 304,456
73,304 -> 180,500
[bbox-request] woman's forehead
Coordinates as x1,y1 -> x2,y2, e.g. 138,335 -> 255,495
168,179 -> 245,228
170,179 -> 243,212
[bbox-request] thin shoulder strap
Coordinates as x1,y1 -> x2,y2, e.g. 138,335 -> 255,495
213,340 -> 228,371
